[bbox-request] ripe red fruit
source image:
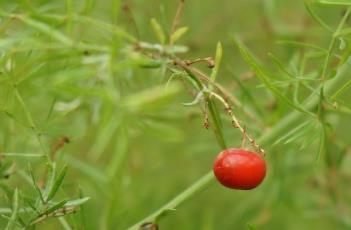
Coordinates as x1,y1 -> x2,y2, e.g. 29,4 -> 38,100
213,148 -> 266,190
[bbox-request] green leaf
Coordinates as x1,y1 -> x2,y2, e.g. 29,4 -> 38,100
227,67 -> 264,117
338,37 -> 346,50
315,124 -> 326,163
2,153 -> 45,158
29,199 -> 70,226
207,98 -> 227,149
246,223 -> 257,230
28,166 -> 44,203
150,18 -> 166,44
331,79 -> 351,99
138,41 -> 188,53
0,183 -> 14,201
129,51 -> 163,69
316,0 -> 351,5
138,60 -> 163,69
210,41 -> 223,83
273,119 -> 317,146
65,197 -> 90,206
336,27 -> 351,36
5,188 -> 19,230
77,188 -> 87,229
182,91 -> 204,106
14,15 -> 73,46
276,40 -> 327,52
24,198 -> 39,214
43,163 -> 57,202
123,83 -> 182,113
267,52 -> 295,79
45,200 -> 68,215
90,111 -> 122,159
304,2 -> 333,32
183,69 -> 226,149
46,165 -> 67,202
233,38 -> 314,116
63,155 -> 107,186
183,69 -> 204,90
170,26 -> 188,44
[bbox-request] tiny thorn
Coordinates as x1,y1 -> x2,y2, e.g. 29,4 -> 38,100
231,121 -> 238,128
225,107 -> 232,115
203,110 -> 209,129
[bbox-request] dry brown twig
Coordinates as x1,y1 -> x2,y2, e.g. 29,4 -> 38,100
29,206 -> 76,226
169,0 -> 186,45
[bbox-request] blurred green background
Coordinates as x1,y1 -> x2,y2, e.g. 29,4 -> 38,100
0,0 -> 351,229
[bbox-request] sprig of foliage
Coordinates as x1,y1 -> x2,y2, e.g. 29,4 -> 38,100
1,0 -> 351,229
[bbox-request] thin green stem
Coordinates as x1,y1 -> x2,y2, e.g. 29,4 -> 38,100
321,7 -> 351,83
315,7 -> 351,164
14,87 -> 50,162
206,98 -> 227,149
127,172 -> 214,230
331,78 -> 351,100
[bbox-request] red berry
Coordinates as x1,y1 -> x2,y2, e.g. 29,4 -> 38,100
213,148 -> 266,190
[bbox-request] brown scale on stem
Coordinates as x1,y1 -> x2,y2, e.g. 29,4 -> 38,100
203,101 -> 210,129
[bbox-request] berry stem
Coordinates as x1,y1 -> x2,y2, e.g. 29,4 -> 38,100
209,91 -> 265,155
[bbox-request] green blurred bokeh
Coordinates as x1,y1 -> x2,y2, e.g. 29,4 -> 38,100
0,0 -> 351,229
